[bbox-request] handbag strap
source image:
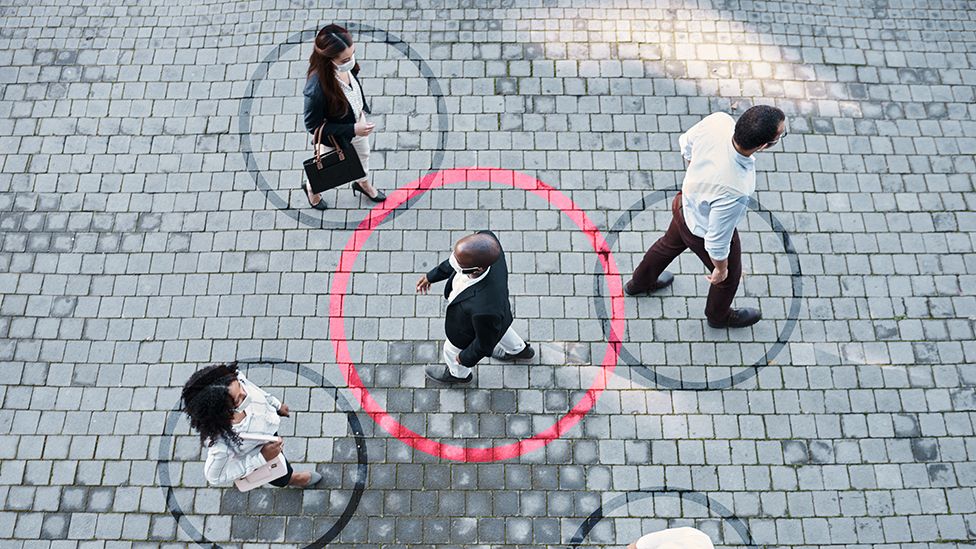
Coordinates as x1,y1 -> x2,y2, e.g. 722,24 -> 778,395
313,126 -> 346,166
313,124 -> 325,166
328,134 -> 345,161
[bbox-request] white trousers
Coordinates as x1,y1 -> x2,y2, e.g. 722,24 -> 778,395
443,325 -> 526,378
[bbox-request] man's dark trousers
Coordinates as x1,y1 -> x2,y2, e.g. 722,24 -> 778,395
630,192 -> 742,324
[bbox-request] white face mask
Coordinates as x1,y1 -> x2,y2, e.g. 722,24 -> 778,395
334,56 -> 355,73
449,253 -> 463,273
449,253 -> 481,277
233,389 -> 251,413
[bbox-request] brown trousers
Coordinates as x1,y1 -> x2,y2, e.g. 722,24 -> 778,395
630,192 -> 741,323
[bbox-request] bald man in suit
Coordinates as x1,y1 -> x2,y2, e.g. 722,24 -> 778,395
417,231 -> 534,383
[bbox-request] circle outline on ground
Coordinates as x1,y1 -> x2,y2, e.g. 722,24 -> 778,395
329,167 -> 627,462
569,487 -> 758,548
238,22 -> 448,229
592,188 -> 803,390
155,359 -> 369,548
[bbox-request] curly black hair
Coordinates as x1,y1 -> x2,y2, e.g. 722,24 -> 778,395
733,105 -> 785,149
182,362 -> 242,448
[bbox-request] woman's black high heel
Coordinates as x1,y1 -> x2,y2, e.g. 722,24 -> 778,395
352,181 -> 386,203
301,181 -> 328,210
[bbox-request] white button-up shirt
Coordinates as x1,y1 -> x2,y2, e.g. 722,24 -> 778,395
678,112 -> 757,261
337,73 -> 365,122
448,267 -> 490,303
634,527 -> 714,549
202,373 -> 283,486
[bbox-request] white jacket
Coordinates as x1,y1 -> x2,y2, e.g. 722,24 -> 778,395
202,373 -> 283,486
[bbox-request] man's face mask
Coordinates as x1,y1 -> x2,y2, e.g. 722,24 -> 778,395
450,253 -> 481,276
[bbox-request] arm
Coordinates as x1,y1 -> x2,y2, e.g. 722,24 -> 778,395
303,91 -> 319,134
303,85 -> 355,140
317,119 -> 356,141
678,120 -> 703,162
203,441 -> 267,486
239,374 -> 282,411
457,313 -> 504,367
678,129 -> 695,162
263,389 -> 290,416
678,112 -> 723,162
264,391 -> 282,411
354,73 -> 371,114
425,258 -> 454,284
703,196 -> 748,282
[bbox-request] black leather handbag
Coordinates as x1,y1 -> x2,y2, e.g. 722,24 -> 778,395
303,125 -> 366,193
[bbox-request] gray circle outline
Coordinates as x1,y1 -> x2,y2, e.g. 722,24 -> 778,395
593,188 -> 803,390
238,22 -> 448,229
569,487 -> 758,548
155,359 -> 369,548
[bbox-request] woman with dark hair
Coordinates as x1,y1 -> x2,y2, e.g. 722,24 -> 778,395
181,362 -> 321,488
301,23 -> 385,210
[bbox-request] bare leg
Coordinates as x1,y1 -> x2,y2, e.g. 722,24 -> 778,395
348,134 -> 378,198
288,471 -> 313,487
303,180 -> 323,206
356,178 -> 380,198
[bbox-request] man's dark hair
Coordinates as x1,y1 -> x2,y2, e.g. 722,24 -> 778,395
733,105 -> 785,149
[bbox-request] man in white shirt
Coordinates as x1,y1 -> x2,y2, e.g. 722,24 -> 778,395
628,526 -> 715,549
625,105 -> 786,328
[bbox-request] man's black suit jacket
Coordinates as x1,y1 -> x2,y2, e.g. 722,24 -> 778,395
426,231 -> 513,368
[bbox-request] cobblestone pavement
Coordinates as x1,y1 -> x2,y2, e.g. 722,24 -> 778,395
1,0 -> 974,547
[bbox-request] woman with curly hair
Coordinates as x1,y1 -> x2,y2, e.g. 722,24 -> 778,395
301,23 -> 386,209
181,362 -> 322,488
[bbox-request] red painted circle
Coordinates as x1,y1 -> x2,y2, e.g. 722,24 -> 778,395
329,168 -> 627,462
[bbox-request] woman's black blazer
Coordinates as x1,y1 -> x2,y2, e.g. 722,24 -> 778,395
303,69 -> 371,141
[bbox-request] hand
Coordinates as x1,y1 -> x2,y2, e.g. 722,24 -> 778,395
705,267 -> 728,285
416,275 -> 431,294
277,403 -> 290,417
260,438 -> 283,461
354,121 -> 375,137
